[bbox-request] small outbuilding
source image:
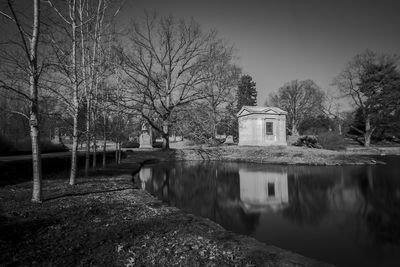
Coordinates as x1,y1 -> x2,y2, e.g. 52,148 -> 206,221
237,106 -> 287,146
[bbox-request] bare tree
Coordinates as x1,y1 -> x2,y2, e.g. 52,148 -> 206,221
323,92 -> 344,134
45,0 -> 93,184
46,0 -> 122,181
78,0 -> 106,176
269,79 -> 325,136
118,13 -> 219,149
78,0 -> 122,173
45,0 -> 82,185
176,49 -> 241,143
201,43 -> 241,138
0,0 -> 43,202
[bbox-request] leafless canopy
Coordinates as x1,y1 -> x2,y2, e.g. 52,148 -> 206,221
117,13 -> 222,137
270,79 -> 325,135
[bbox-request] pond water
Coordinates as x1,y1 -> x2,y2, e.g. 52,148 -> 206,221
136,156 -> 400,266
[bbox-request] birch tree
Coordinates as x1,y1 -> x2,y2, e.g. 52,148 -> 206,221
78,0 -> 106,176
46,0 -> 81,185
46,0 -> 121,181
0,0 -> 43,202
76,0 -> 122,174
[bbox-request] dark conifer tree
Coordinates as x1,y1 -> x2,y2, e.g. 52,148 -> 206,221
236,75 -> 257,110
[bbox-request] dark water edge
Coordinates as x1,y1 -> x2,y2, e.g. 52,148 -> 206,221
138,156 -> 400,267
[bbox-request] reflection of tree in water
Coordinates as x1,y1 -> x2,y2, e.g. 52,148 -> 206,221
282,166 -> 339,226
282,161 -> 400,248
143,162 -> 260,235
356,164 -> 400,246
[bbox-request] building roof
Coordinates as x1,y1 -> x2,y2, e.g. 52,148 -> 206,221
237,106 -> 287,117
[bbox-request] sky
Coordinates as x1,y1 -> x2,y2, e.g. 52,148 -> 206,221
118,0 -> 400,106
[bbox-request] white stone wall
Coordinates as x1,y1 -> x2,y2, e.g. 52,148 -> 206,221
238,113 -> 287,146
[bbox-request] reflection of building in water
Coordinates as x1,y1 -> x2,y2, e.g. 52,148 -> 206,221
239,168 -> 288,213
139,167 -> 152,190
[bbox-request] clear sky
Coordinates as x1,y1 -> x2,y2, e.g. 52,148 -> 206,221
118,0 -> 400,106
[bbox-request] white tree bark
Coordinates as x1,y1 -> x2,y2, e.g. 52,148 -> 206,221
30,0 -> 42,202
1,0 -> 43,202
69,0 -> 79,186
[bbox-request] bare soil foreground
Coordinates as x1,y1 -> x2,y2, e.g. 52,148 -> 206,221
3,145 -> 397,266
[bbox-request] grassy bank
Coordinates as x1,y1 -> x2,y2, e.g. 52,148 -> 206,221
0,161 -> 331,266
172,145 -> 386,165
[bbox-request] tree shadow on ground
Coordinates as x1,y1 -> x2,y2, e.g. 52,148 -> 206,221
44,187 -> 134,202
186,147 -> 223,160
0,152 -> 126,187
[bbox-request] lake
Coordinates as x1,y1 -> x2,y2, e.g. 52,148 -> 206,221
136,156 -> 400,266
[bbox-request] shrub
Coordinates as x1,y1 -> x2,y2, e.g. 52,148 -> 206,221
0,138 -> 68,156
317,132 -> 346,150
40,141 -> 69,153
121,140 -> 139,148
152,141 -> 163,148
0,135 -> 15,155
293,135 -> 322,149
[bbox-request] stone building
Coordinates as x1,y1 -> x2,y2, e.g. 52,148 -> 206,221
237,106 -> 287,146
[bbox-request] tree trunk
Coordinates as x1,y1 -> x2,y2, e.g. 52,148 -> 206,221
364,115 -> 374,147
115,141 -> 118,164
69,1 -> 79,185
102,138 -> 106,168
117,142 -> 121,164
92,105 -> 97,169
84,106 -> 90,177
162,121 -> 169,149
70,112 -> 78,185
30,113 -> 42,202
30,0 -> 42,203
92,133 -> 97,169
102,111 -> 107,168
80,2 -> 90,177
364,132 -> 372,147
212,106 -> 217,139
85,112 -> 90,177
291,119 -> 299,136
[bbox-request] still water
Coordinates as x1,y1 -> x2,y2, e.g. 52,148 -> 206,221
137,156 -> 400,266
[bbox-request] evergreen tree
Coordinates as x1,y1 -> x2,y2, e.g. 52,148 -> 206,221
236,75 -> 257,110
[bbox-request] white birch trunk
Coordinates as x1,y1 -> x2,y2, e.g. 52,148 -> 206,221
69,0 -> 79,185
29,0 -> 42,202
84,99 -> 91,177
